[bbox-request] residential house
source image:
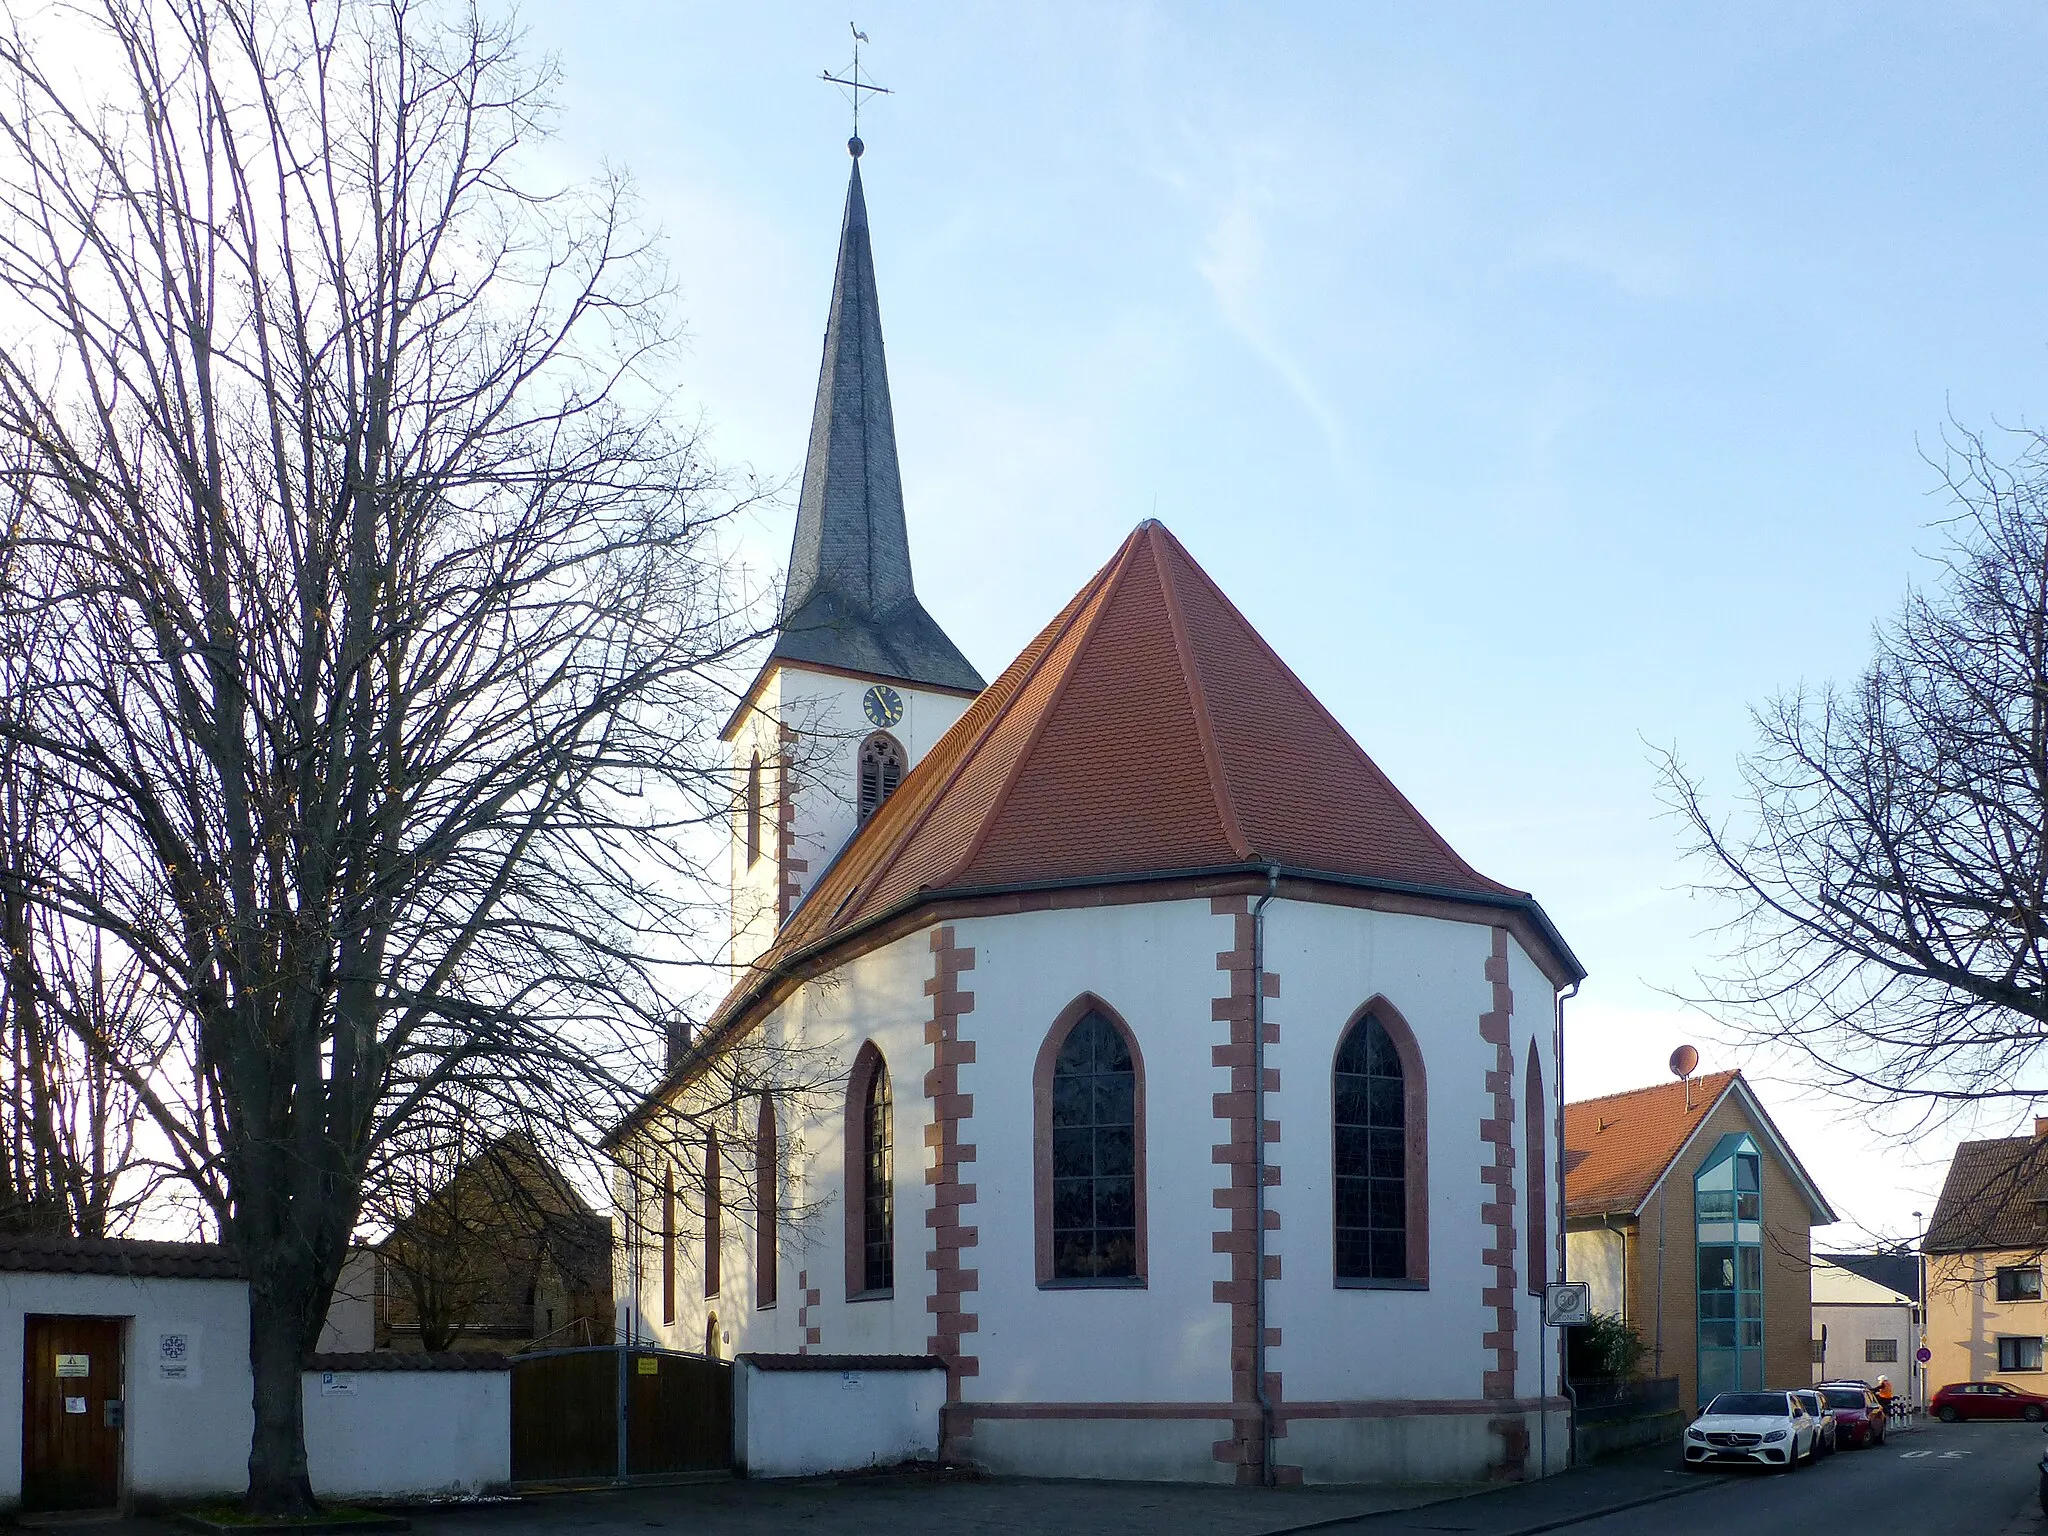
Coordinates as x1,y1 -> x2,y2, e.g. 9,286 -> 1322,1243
1564,1070 -> 1836,1412
1812,1252 -> 1921,1403
1923,1121 -> 2048,1394
376,1135 -> 611,1353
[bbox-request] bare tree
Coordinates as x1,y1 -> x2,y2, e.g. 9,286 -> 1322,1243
1660,423 -> 2048,1129
0,0 -> 769,1512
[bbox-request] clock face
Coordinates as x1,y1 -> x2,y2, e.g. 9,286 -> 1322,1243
862,684 -> 904,729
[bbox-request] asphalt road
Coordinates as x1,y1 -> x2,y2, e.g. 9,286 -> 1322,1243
1573,1420 -> 2042,1536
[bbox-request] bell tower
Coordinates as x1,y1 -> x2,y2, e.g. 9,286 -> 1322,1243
723,141 -> 984,976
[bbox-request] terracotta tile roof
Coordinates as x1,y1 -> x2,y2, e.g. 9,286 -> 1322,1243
1925,1135 -> 2048,1254
0,1233 -> 245,1280
1564,1071 -> 1740,1218
774,519 -> 1517,958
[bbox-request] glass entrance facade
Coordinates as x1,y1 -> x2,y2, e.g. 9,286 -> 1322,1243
1696,1133 -> 1764,1402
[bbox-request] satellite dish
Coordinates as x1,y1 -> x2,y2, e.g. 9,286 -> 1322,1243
1669,1044 -> 1700,1078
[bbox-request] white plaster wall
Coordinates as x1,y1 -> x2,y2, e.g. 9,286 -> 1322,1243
734,1363 -> 944,1476
1506,935 -> 1563,1406
728,664 -> 976,970
315,1249 -> 377,1354
0,1272 -> 252,1509
1262,901 -> 1502,1406
1568,1228 -> 1629,1320
1815,1303 -> 1915,1389
625,926 -> 940,1366
954,900 -> 1232,1408
301,1369 -> 509,1499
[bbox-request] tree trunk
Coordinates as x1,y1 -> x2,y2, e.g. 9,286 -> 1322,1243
245,1276 -> 317,1515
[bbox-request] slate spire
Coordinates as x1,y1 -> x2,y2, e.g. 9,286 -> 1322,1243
772,145 -> 985,694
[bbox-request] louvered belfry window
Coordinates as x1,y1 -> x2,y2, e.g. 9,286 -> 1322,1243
858,732 -> 905,823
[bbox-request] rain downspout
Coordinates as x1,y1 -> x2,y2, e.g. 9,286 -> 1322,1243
1253,864 -> 1280,1486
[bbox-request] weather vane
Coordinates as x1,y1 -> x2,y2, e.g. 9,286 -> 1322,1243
821,22 -> 891,156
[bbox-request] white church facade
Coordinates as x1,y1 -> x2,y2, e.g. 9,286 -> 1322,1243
606,141 -> 1585,1487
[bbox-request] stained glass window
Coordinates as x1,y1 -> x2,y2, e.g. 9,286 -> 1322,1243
1334,1011 -> 1407,1281
862,1063 -> 893,1293
1050,1011 -> 1138,1280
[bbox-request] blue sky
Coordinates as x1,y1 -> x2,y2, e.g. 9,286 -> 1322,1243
520,1 -> 2048,1245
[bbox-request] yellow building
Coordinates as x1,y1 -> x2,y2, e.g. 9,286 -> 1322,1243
1924,1123 -> 2048,1402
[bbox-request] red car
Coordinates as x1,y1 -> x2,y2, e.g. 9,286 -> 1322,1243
1819,1383 -> 1888,1446
1932,1382 -> 2048,1422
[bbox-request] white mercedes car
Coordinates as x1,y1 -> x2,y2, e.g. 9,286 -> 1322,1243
1682,1390 -> 1820,1471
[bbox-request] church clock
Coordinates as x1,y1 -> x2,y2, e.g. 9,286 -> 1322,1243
862,684 -> 904,729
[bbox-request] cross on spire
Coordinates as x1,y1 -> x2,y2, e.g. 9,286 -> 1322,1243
821,22 -> 891,154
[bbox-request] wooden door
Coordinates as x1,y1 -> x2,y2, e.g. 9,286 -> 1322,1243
20,1316 -> 124,1511
509,1349 -> 617,1482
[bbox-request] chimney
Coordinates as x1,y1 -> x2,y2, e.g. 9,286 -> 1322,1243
2036,1116 -> 2048,1141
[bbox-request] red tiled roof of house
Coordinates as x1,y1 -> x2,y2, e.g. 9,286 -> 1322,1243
1564,1070 -> 1740,1218
772,519 -> 1517,959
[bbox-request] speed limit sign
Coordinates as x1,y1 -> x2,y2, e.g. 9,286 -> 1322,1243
1544,1281 -> 1592,1327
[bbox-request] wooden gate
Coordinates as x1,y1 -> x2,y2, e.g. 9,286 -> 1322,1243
21,1316 -> 124,1511
510,1346 -> 730,1483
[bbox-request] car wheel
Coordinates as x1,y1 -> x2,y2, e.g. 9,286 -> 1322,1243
1939,1405 -> 1960,1423
2026,1406 -> 2044,1423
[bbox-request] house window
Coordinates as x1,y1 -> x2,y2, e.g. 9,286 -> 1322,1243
1999,1336 -> 2045,1372
1997,1266 -> 2043,1302
1865,1338 -> 1899,1364
661,1166 -> 676,1326
744,752 -> 762,866
857,732 -> 905,823
703,1129 -> 721,1300
1334,1004 -> 1429,1286
756,1096 -> 778,1309
1525,1044 -> 1547,1297
1035,1003 -> 1142,1284
1695,1132 -> 1765,1401
844,1044 -> 894,1298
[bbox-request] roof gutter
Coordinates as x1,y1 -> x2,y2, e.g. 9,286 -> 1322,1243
604,861 -> 1585,1151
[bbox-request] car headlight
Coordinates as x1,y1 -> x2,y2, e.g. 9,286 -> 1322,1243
1686,1428 -> 1706,1441
1762,1429 -> 1787,1443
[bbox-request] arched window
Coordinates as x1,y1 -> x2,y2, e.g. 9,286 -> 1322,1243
661,1165 -> 676,1325
1526,1044 -> 1547,1297
844,1044 -> 894,1297
744,751 -> 762,866
1034,998 -> 1145,1285
756,1096 -> 778,1309
704,1311 -> 719,1359
857,732 -> 906,823
1332,1000 -> 1428,1287
703,1129 -> 721,1299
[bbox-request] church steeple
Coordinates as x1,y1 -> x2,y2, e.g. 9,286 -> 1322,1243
771,146 -> 984,694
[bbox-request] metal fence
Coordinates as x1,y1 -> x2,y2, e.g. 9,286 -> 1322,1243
1568,1375 -> 1681,1425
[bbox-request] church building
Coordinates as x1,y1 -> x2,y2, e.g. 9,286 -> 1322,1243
607,141 -> 1585,1487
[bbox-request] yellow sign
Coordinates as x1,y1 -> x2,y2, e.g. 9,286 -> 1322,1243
55,1354 -> 89,1378
636,1356 -> 658,1375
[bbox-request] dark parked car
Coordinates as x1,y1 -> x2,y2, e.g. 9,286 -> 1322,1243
1932,1381 -> 2048,1422
1820,1383 -> 1888,1447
